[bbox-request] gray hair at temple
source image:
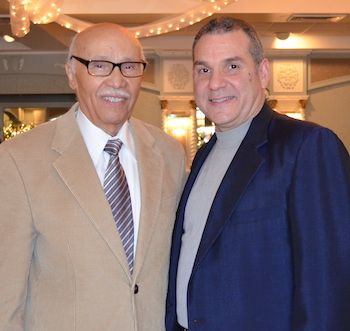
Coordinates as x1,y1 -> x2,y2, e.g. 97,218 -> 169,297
67,33 -> 78,63
192,17 -> 265,65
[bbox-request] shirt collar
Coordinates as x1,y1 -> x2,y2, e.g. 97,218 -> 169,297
76,108 -> 136,165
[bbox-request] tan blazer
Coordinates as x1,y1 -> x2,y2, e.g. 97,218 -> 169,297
0,103 -> 186,331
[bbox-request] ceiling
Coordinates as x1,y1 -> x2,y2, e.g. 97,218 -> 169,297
1,0 -> 350,52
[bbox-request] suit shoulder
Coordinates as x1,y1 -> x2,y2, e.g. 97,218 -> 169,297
266,113 -> 349,160
0,118 -> 56,155
130,118 -> 184,153
269,113 -> 338,142
0,109 -> 78,156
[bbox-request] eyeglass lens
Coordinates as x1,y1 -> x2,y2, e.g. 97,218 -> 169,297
88,61 -> 145,77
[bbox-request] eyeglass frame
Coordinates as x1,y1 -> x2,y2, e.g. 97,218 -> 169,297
70,55 -> 147,78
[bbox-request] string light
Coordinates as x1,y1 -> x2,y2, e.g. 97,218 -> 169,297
6,0 -> 237,39
6,0 -> 64,37
3,34 -> 15,42
56,0 -> 237,38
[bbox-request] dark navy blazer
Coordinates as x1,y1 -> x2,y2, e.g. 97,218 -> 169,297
166,104 -> 350,331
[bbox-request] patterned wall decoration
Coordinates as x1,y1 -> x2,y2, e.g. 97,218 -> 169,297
162,59 -> 193,93
272,59 -> 305,94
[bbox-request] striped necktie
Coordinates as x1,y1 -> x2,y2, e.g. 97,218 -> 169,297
103,139 -> 134,273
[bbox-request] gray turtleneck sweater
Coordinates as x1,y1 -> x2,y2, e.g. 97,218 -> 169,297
176,119 -> 252,328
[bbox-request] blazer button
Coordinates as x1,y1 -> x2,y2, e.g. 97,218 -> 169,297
134,284 -> 139,294
193,318 -> 204,325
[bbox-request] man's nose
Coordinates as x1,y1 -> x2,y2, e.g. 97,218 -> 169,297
208,70 -> 226,90
105,67 -> 127,87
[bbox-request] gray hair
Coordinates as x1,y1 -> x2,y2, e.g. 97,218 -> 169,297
192,17 -> 265,65
66,33 -> 78,73
67,33 -> 78,62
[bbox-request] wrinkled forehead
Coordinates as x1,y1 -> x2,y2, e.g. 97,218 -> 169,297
74,25 -> 142,60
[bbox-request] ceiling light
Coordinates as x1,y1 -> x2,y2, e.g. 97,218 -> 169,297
287,14 -> 346,23
3,34 -> 15,42
275,32 -> 290,40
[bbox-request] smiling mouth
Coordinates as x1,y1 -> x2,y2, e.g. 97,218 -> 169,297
103,96 -> 126,103
209,96 -> 235,103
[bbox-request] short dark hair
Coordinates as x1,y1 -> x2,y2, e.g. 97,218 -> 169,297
192,16 -> 264,65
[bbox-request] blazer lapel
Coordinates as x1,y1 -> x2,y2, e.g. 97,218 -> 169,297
129,118 -> 163,276
51,106 -> 130,275
193,104 -> 274,269
176,136 -> 217,227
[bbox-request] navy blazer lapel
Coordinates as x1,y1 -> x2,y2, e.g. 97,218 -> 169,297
193,104 -> 274,269
169,134 -> 217,289
176,136 -> 217,225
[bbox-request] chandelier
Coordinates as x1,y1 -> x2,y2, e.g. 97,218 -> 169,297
7,0 -> 236,38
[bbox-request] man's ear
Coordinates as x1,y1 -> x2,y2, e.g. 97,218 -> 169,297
259,58 -> 270,89
65,62 -> 77,90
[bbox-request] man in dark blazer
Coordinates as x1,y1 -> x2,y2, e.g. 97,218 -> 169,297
166,17 -> 350,331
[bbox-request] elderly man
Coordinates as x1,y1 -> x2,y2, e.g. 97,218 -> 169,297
0,23 -> 186,331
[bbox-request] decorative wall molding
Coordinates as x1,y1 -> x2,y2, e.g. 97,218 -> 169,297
162,59 -> 193,94
267,95 -> 309,120
271,58 -> 306,94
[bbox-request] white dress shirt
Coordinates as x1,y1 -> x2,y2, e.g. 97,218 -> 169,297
76,109 -> 141,254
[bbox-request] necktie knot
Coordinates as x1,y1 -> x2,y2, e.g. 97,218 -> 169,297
104,139 -> 123,156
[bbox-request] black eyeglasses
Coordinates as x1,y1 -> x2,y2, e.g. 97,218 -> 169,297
70,55 -> 147,78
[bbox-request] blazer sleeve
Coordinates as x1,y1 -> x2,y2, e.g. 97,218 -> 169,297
288,127 -> 350,331
0,147 -> 35,331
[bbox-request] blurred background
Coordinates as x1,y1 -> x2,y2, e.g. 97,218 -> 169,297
1,0 -> 349,165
